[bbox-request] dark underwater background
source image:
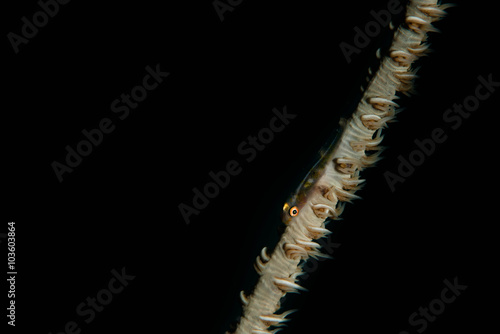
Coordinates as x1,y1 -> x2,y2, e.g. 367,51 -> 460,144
3,0 -> 497,333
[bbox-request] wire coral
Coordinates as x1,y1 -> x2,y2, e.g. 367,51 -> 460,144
228,1 -> 449,333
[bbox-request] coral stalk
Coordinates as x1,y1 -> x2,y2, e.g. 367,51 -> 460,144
229,1 -> 448,333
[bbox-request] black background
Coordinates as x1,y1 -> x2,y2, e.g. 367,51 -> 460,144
3,0 -> 498,333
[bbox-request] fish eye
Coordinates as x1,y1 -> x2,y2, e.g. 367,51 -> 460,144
289,206 -> 299,217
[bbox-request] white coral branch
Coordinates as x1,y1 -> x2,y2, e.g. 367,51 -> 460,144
230,1 -> 448,333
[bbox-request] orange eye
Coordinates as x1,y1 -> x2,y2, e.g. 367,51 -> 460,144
289,206 -> 299,217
